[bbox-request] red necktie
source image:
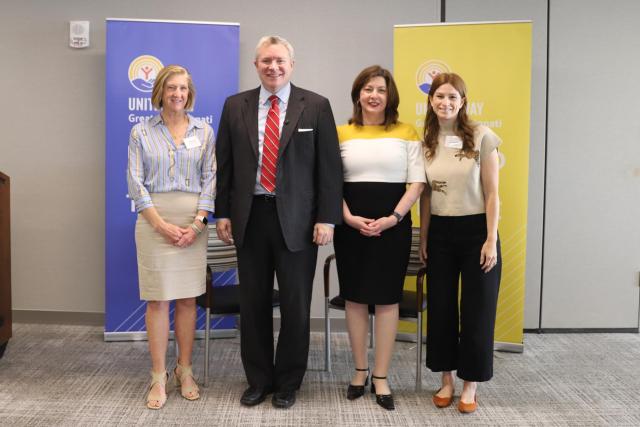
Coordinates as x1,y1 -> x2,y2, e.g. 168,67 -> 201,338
260,95 -> 280,193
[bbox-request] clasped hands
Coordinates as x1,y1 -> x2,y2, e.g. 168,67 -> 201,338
158,222 -> 200,248
345,214 -> 397,237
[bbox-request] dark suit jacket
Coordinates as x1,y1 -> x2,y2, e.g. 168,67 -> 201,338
215,84 -> 343,251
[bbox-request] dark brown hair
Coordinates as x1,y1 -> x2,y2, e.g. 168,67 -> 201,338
422,72 -> 475,160
349,65 -> 399,128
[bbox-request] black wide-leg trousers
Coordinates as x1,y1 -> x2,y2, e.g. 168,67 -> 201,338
236,196 -> 317,392
425,214 -> 501,382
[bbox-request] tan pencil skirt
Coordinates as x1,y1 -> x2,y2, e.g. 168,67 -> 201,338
135,192 -> 208,301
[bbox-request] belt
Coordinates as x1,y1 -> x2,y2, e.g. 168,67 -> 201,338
253,194 -> 277,202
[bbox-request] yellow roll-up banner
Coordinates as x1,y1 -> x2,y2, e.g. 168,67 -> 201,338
394,21 -> 532,349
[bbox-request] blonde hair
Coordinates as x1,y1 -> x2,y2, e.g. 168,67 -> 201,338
151,65 -> 196,111
254,35 -> 295,61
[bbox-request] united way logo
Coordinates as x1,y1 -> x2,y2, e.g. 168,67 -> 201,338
416,60 -> 451,95
128,55 -> 164,92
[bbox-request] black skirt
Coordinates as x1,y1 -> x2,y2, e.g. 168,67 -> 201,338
334,182 -> 412,304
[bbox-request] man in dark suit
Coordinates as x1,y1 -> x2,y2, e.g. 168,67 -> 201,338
215,35 -> 343,409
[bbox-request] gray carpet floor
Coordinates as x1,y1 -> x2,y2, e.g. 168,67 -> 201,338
1,323 -> 640,426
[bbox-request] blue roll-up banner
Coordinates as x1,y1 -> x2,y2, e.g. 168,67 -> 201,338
105,19 -> 239,340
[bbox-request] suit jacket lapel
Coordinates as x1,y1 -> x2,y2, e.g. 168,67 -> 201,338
242,88 -> 260,161
279,84 -> 304,155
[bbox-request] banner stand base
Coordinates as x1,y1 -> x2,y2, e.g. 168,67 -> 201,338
495,341 -> 523,353
104,329 -> 238,342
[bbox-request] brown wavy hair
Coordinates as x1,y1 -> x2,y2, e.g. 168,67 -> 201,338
349,65 -> 399,128
422,73 -> 475,160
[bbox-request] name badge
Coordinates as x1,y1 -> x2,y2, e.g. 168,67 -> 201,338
183,136 -> 202,149
444,136 -> 463,149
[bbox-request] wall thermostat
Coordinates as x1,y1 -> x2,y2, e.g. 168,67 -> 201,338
70,21 -> 90,48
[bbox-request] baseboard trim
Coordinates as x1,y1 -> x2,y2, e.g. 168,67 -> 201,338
311,318 -> 347,331
16,311 -> 638,336
524,328 -> 639,333
12,311 -> 350,331
13,310 -> 104,326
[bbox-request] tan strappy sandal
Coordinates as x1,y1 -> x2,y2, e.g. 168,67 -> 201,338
174,363 -> 200,401
146,370 -> 168,409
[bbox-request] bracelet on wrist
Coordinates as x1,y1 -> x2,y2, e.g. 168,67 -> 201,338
190,222 -> 202,234
391,211 -> 403,224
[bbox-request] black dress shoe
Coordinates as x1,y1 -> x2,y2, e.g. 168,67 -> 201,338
240,385 -> 272,406
272,390 -> 296,409
371,375 -> 395,410
347,367 -> 370,400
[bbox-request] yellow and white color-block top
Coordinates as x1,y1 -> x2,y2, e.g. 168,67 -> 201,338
337,122 -> 426,183
424,124 -> 502,216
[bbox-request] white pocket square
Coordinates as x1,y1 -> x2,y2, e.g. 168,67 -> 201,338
298,128 -> 313,132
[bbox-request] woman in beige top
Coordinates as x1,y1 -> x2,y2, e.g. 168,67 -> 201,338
419,73 -> 502,414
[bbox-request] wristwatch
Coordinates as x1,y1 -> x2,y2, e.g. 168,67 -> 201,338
195,215 -> 208,226
391,211 -> 403,224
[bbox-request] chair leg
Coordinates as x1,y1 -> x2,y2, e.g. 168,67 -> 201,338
174,335 -> 179,360
204,308 -> 210,387
325,298 -> 331,372
416,311 -> 423,392
369,314 -> 375,349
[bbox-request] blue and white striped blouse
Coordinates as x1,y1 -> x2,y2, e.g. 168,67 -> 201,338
127,114 -> 216,213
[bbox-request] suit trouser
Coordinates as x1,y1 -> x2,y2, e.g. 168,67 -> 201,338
236,195 -> 318,392
425,214 -> 501,382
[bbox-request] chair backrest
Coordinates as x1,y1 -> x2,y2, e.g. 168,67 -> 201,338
406,227 -> 424,276
206,224 -> 238,273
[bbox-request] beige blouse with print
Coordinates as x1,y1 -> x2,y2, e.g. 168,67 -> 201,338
424,124 -> 502,216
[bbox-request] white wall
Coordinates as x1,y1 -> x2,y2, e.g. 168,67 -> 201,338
541,0 -> 640,328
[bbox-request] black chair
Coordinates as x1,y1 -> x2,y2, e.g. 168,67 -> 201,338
323,227 -> 427,391
196,225 -> 280,387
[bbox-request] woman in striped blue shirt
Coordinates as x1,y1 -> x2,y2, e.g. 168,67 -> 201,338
127,65 -> 216,409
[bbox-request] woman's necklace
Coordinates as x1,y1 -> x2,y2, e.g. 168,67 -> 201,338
165,114 -> 188,143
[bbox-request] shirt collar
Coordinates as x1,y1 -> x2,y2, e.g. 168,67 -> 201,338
151,113 -> 203,129
149,114 -> 163,127
259,82 -> 291,106
187,114 -> 204,130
